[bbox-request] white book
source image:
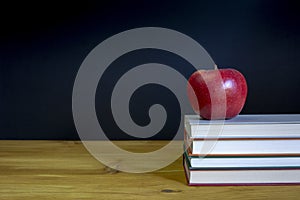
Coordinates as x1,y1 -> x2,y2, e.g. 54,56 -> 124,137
184,158 -> 300,185
185,114 -> 300,139
185,151 -> 300,168
187,139 -> 300,156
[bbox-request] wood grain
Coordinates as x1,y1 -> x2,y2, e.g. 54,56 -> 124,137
0,140 -> 299,200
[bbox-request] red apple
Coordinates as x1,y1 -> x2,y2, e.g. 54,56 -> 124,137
187,68 -> 247,120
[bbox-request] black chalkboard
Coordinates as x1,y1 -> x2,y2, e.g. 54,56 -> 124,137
0,0 -> 299,139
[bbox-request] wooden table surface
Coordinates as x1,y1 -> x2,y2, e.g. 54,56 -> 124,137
0,140 -> 299,200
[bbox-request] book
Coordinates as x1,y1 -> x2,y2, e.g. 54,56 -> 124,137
183,157 -> 300,185
183,114 -> 300,185
184,151 -> 300,169
186,138 -> 300,156
185,114 -> 300,139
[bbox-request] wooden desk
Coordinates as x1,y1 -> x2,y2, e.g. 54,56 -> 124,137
0,140 -> 299,199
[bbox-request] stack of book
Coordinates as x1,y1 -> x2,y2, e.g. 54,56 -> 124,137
183,114 -> 300,185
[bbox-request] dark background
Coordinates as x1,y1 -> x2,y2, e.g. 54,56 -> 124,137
0,0 -> 299,139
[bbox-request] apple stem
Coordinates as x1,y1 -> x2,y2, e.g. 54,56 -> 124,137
214,64 -> 218,70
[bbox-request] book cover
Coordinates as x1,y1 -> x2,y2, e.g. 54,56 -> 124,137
183,156 -> 300,186
185,114 -> 300,139
184,151 -> 300,169
185,140 -> 300,157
